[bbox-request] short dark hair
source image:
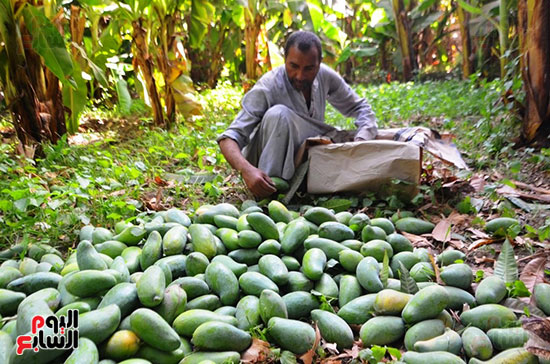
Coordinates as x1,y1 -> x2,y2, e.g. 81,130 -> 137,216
284,31 -> 322,62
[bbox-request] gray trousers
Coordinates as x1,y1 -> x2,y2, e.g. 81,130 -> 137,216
242,105 -> 355,180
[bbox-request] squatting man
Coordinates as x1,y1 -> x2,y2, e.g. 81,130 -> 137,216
218,31 -> 377,198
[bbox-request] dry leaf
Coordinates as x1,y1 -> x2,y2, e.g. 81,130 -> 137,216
299,324 -> 321,364
510,180 -> 550,195
432,219 -> 452,242
518,252 -> 550,263
321,341 -> 339,355
452,308 -> 464,323
474,256 -> 496,265
522,317 -> 550,360
429,254 -> 443,285
320,359 -> 342,364
108,189 -> 127,197
154,175 -> 169,186
467,228 -> 490,239
497,185 -> 550,202
469,174 -> 486,192
321,342 -> 361,363
448,240 -> 465,250
520,257 -> 548,305
468,238 -> 496,251
447,211 -> 470,226
241,338 -> 271,363
515,236 -> 528,247
401,232 -> 434,248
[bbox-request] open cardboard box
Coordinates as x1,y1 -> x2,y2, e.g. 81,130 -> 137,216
287,127 -> 467,202
305,140 -> 422,198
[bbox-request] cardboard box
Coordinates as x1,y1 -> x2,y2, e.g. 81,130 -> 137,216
306,140 -> 421,197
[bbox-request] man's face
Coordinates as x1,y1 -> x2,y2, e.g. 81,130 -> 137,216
285,45 -> 320,92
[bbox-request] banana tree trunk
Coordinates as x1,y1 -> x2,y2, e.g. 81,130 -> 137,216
518,0 -> 550,144
499,0 -> 509,78
457,2 -> 474,78
156,19 -> 176,128
380,39 -> 390,74
207,26 -> 227,88
188,22 -> 227,88
4,26 -> 44,150
244,8 -> 263,83
70,5 -> 85,61
392,0 -> 417,81
132,19 -> 165,127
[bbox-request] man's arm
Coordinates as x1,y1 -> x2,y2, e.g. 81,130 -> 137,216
323,67 -> 378,141
219,138 -> 276,198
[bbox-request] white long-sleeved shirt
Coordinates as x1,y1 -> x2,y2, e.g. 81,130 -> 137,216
218,64 -> 378,149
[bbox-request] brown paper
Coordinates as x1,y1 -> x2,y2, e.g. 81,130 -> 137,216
306,140 -> 421,197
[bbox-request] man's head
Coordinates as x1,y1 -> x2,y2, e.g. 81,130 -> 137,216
284,31 -> 322,92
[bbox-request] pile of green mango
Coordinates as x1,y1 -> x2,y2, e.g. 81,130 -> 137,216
0,201 -> 549,364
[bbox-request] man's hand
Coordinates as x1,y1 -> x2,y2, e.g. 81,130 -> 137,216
241,166 -> 277,198
219,138 -> 277,198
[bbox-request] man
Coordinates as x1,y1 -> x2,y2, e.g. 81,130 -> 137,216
218,31 -> 377,198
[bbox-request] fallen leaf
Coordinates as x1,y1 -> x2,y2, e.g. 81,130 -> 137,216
108,189 -> 127,197
469,174 -> 486,192
154,175 -> 169,186
474,256 -> 496,265
503,298 -> 547,317
429,253 -> 443,285
520,257 -> 549,305
321,342 -> 361,363
419,203 -> 433,212
432,219 -> 452,242
467,228 -> 490,239
518,252 -> 550,263
447,211 -> 470,226
468,238 -> 496,251
515,236 -> 528,247
299,324 -> 321,364
448,240 -> 465,250
510,180 -> 550,195
241,338 -> 271,363
522,317 -> 550,360
401,232 -> 435,248
451,309 -> 463,323
321,341 -> 339,355
497,185 -> 550,202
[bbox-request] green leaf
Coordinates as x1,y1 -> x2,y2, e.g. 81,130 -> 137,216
494,239 -> 518,284
116,78 -> 133,114
371,345 -> 386,361
352,47 -> 378,57
78,0 -> 105,5
320,198 -> 352,213
398,261 -> 419,294
475,270 -> 485,283
506,280 -> 531,298
380,251 -> 389,288
14,198 -> 29,212
387,346 -> 402,360
62,63 -> 87,134
71,43 -> 108,87
280,350 -> 297,364
307,2 -> 323,31
189,0 -> 215,48
22,6 -> 73,84
458,0 -> 482,14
